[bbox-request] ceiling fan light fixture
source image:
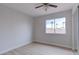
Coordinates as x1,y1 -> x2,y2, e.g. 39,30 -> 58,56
35,3 -> 58,11
44,6 -> 48,11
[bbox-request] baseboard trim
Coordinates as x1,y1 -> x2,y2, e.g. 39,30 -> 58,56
34,41 -> 73,51
0,41 -> 32,54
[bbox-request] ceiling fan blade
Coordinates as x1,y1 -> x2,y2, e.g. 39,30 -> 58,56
49,4 -> 57,8
35,5 -> 44,8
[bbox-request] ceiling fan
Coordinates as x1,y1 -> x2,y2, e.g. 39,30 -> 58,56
35,3 -> 58,11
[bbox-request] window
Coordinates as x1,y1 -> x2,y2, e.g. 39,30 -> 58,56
46,17 -> 66,34
46,19 -> 54,33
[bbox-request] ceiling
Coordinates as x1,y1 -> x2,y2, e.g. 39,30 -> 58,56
1,3 -> 75,17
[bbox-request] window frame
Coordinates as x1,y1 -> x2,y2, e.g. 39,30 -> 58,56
45,17 -> 66,34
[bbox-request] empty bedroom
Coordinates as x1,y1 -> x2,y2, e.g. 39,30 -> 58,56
0,3 -> 79,55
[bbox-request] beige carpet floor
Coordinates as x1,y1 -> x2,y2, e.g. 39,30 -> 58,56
3,43 -> 73,55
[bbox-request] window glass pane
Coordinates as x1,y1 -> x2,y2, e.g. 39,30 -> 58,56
55,17 -> 66,34
46,20 -> 54,33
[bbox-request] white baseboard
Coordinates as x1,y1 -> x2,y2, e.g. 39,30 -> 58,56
0,41 -> 32,54
34,41 -> 72,50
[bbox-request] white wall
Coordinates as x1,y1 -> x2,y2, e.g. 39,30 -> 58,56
0,5 -> 33,54
34,10 -> 72,48
72,5 -> 78,50
72,4 -> 79,54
